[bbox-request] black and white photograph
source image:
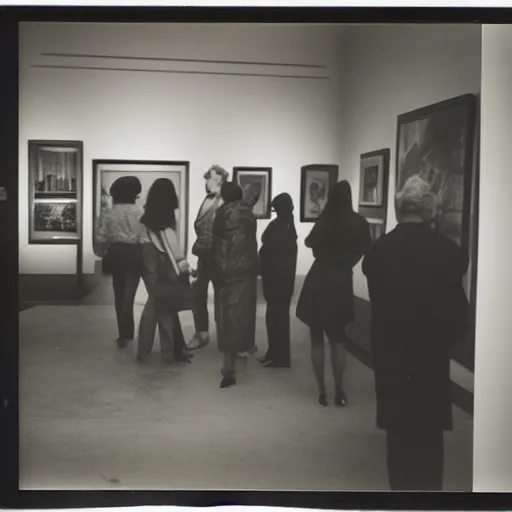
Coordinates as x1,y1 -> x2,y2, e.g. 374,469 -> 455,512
33,199 -> 78,233
359,150 -> 389,207
396,94 -> 478,251
16,21 -> 483,497
28,139 -> 83,243
300,164 -> 338,222
233,166 -> 272,219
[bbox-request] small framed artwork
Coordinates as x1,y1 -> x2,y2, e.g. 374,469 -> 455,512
28,140 -> 83,244
233,167 -> 272,219
92,160 -> 190,257
367,217 -> 386,243
359,149 -> 390,208
300,164 -> 339,222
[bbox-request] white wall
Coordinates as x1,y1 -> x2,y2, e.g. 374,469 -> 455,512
473,24 -> 512,492
341,24 -> 482,301
19,22 -> 347,276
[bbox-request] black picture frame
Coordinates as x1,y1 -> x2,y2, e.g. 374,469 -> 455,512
92,159 -> 190,257
299,164 -> 339,223
359,149 -> 390,209
28,139 -> 83,245
232,166 -> 273,220
395,94 -> 478,256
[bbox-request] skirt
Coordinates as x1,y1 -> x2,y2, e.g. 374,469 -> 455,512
296,260 -> 354,339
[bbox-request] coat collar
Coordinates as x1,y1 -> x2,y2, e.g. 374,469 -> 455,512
195,193 -> 221,222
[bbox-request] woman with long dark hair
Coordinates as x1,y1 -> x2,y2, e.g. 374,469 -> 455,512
296,180 -> 371,406
259,193 -> 298,368
211,181 -> 259,388
137,178 -> 193,363
96,176 -> 144,349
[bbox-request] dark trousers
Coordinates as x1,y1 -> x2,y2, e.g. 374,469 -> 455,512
265,296 -> 292,366
386,428 -> 444,491
192,257 -> 212,333
138,243 -> 187,358
110,244 -> 141,340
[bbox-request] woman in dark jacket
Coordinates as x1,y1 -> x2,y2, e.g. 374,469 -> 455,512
96,176 -> 144,349
296,180 -> 371,407
259,193 -> 298,368
137,178 -> 193,364
211,182 -> 259,388
362,175 -> 469,491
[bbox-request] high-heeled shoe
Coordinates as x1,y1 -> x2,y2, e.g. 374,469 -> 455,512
318,393 -> 328,407
335,391 -> 348,407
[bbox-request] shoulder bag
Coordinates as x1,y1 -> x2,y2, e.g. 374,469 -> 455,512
150,229 -> 194,313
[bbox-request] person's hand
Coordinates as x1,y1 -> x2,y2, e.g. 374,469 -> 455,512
178,259 -> 191,275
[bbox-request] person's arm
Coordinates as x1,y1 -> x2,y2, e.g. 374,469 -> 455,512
95,212 -> 111,255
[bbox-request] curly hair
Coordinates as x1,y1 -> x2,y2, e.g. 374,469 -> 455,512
203,164 -> 229,182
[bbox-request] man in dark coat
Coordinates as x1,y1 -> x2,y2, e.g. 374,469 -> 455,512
362,175 -> 469,491
187,165 -> 229,351
211,182 -> 259,388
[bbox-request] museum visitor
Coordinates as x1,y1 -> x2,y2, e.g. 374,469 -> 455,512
362,174 -> 470,491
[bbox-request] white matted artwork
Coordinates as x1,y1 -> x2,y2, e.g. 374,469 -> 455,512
367,217 -> 385,243
92,160 -> 190,257
300,164 -> 338,222
233,166 -> 272,220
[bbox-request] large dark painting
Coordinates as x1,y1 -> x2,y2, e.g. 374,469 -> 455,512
396,94 -> 478,254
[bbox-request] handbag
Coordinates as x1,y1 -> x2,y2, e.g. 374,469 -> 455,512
150,229 -> 194,313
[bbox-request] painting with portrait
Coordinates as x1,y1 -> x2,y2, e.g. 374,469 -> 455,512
92,160 -> 190,256
300,164 -> 339,222
396,94 -> 477,251
233,167 -> 272,219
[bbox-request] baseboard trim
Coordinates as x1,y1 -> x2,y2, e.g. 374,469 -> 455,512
343,328 -> 474,417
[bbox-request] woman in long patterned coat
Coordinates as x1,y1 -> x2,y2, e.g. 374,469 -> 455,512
211,182 -> 259,388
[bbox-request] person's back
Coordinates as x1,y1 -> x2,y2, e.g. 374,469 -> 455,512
362,174 -> 469,491
365,222 -> 468,358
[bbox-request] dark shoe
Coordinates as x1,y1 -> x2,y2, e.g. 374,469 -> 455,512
263,361 -> 290,368
258,354 -> 272,364
116,338 -> 130,349
319,393 -> 328,407
136,353 -> 147,363
175,352 -> 193,364
220,375 -> 236,388
162,354 -> 175,364
335,391 -> 348,407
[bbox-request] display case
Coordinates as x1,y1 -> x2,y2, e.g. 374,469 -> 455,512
28,140 -> 83,244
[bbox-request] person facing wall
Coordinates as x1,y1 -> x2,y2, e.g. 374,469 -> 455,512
259,193 -> 298,368
362,174 -> 469,491
211,181 -> 259,388
187,165 -> 229,351
296,180 -> 371,407
137,178 -> 194,364
95,176 -> 144,349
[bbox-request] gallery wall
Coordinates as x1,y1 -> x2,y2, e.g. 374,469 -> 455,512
473,24 -> 512,492
18,22 -> 347,277
341,23 -> 482,302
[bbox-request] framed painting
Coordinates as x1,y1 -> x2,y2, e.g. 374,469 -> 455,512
28,140 -> 83,244
367,217 -> 386,243
300,164 -> 339,223
92,160 -> 190,257
359,149 -> 390,208
395,94 -> 478,253
233,167 -> 272,220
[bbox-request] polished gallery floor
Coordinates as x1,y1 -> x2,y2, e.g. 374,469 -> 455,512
19,279 -> 473,491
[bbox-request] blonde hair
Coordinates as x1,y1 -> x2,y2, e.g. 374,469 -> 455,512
204,165 -> 228,182
395,175 -> 438,223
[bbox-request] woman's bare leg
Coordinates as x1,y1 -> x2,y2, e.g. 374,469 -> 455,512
310,328 -> 327,405
329,332 -> 348,406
